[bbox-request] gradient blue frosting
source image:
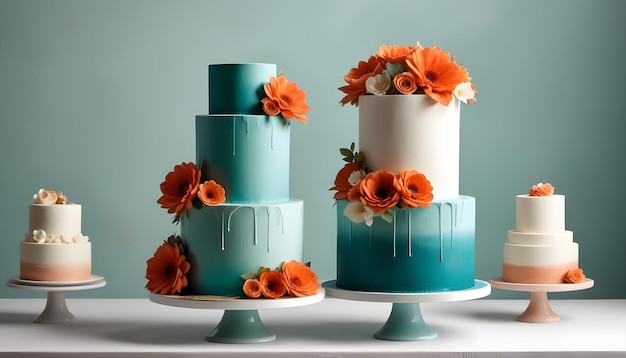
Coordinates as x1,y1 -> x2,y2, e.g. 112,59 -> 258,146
182,201 -> 304,296
208,63 -> 276,115
336,196 -> 476,292
195,114 -> 290,203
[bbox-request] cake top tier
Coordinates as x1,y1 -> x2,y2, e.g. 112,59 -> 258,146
207,63 -> 310,124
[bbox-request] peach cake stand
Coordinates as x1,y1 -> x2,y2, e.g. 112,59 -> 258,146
489,277 -> 594,323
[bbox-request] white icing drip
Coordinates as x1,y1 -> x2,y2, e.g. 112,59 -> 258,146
220,208 -> 227,250
232,118 -> 237,156
227,206 -> 242,232
392,210 -> 397,258
271,118 -> 274,150
408,210 -> 412,257
252,206 -> 258,245
266,207 -> 271,253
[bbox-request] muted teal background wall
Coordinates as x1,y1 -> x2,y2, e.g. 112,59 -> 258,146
1,0 -> 625,299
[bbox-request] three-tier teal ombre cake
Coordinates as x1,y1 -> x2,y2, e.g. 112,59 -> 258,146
150,63 -> 311,297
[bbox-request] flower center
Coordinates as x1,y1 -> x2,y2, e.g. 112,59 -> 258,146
177,181 -> 190,196
408,184 -> 419,195
376,187 -> 390,199
164,264 -> 175,277
425,70 -> 438,83
280,95 -> 292,105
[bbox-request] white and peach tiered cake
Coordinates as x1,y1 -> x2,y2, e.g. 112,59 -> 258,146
146,63 -> 320,299
502,183 -> 585,284
20,189 -> 91,282
331,43 -> 478,292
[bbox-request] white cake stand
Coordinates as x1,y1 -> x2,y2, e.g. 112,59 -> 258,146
5,275 -> 106,323
322,279 -> 490,341
149,289 -> 325,343
489,277 -> 594,323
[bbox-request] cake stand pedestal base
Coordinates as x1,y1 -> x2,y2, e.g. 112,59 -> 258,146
489,277 -> 594,323
323,280 -> 490,341
206,310 -> 275,343
5,275 -> 107,324
150,290 -> 325,344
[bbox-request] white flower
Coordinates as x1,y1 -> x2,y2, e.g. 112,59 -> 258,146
348,169 -> 365,186
60,234 -> 72,244
344,201 -> 376,227
46,233 -> 60,243
453,82 -> 475,104
365,70 -> 391,95
32,229 -> 47,243
33,189 -> 58,205
73,234 -> 89,243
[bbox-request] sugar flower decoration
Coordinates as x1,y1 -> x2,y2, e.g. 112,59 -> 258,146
563,268 -> 585,284
330,143 -> 434,224
198,180 -> 226,206
241,261 -> 320,299
261,74 -> 311,124
529,182 -> 555,196
145,237 -> 190,295
33,189 -> 71,205
157,162 -> 201,223
339,42 -> 476,106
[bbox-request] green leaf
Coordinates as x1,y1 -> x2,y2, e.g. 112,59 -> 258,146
339,147 -> 353,157
381,210 -> 394,223
241,272 -> 257,281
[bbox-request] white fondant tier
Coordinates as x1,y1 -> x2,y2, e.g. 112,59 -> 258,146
20,242 -> 91,281
507,229 -> 573,246
358,95 -> 460,200
27,204 -> 81,239
515,194 -> 565,233
503,242 -> 578,267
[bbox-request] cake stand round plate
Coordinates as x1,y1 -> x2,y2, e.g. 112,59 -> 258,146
322,279 -> 490,341
5,275 -> 106,324
489,277 -> 594,323
149,289 -> 325,344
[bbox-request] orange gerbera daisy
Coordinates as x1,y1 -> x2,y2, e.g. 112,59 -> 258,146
376,44 -> 418,64
262,74 -> 310,124
329,162 -> 361,200
405,46 -> 470,106
356,170 -> 400,213
395,170 -> 434,208
157,162 -> 201,221
198,180 -> 226,205
243,278 -> 263,298
339,56 -> 385,106
259,270 -> 288,299
393,72 -> 418,95
281,260 -> 321,297
145,243 -> 190,295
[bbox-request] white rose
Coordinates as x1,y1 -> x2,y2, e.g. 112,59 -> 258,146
73,234 -> 89,243
60,234 -> 72,244
453,82 -> 476,104
365,70 -> 391,95
344,201 -> 376,227
33,189 -> 58,205
32,229 -> 47,243
348,169 -> 365,186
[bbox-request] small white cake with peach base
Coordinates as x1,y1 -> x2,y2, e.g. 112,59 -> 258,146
502,183 -> 584,284
20,189 -> 91,282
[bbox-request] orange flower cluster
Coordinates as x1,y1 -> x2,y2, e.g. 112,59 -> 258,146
242,260 -> 321,299
261,74 -> 311,124
145,240 -> 191,295
529,182 -> 555,196
157,162 -> 226,223
339,43 -> 476,106
348,169 -> 433,212
563,268 -> 585,284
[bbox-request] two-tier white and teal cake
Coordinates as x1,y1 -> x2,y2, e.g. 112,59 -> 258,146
332,43 -> 478,293
177,63 -> 305,296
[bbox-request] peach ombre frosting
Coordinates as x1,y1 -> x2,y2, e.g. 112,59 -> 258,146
529,182 -> 554,196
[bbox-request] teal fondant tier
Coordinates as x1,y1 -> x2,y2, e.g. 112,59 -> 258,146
182,200 -> 304,296
336,196 -> 476,292
196,115 -> 290,204
208,63 -> 276,115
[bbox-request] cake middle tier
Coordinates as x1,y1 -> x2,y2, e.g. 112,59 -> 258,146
336,196 -> 475,292
196,114 -> 290,204
181,200 -> 303,296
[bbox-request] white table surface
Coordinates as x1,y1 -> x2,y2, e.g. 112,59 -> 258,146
1,297 -> 625,357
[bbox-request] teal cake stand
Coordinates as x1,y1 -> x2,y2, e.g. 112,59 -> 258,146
323,280 -> 490,341
6,275 -> 106,323
150,290 -> 324,343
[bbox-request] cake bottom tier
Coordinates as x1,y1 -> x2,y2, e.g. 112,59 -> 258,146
336,196 -> 475,293
502,241 -> 578,284
181,200 -> 304,296
19,242 -> 91,281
